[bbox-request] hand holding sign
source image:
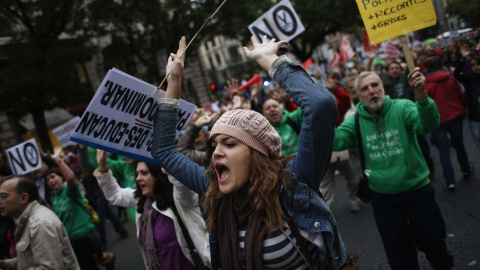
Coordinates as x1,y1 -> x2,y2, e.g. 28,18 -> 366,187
408,67 -> 427,101
243,36 -> 288,72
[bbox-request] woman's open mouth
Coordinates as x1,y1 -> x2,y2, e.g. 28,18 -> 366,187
215,163 -> 230,184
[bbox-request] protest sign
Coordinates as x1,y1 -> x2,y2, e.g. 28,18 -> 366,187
356,0 -> 436,44
248,0 -> 305,43
53,116 -> 81,148
5,138 -> 42,175
69,68 -> 197,164
356,0 -> 436,70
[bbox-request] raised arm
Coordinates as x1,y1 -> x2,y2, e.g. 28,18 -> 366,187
93,150 -> 136,208
405,68 -> 440,134
52,147 -> 76,191
175,113 -> 211,167
243,36 -> 337,190
151,36 -> 210,195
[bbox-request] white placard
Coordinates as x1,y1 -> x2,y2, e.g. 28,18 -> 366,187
53,116 -> 81,148
248,0 -> 305,43
69,68 -> 197,164
5,138 -> 42,175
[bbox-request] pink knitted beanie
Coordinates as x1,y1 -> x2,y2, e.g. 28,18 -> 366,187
210,109 -> 282,158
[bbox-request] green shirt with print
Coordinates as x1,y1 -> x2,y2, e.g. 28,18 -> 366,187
51,183 -> 95,237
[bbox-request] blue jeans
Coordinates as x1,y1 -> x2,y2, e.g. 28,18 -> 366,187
469,120 -> 480,155
431,117 -> 471,184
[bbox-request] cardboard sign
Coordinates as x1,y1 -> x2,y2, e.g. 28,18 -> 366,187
53,116 -> 81,148
5,139 -> 42,175
248,0 -> 305,42
356,0 -> 437,44
69,68 -> 197,164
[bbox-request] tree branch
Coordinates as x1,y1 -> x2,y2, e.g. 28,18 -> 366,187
14,0 -> 37,36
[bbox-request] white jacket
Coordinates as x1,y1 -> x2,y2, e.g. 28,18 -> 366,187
93,169 -> 211,268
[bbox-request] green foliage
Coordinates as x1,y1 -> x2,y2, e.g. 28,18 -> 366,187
0,0 -> 94,151
87,0 -> 218,83
446,0 -> 480,27
0,0 -> 94,118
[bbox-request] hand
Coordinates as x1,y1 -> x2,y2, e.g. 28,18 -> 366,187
225,78 -> 239,95
460,46 -> 470,58
232,95 -> 243,109
367,50 -> 377,59
96,149 -> 109,173
194,114 -> 211,128
166,36 -> 186,83
251,85 -> 260,97
408,67 -> 427,101
52,146 -> 64,160
243,35 -> 288,71
191,108 -> 204,123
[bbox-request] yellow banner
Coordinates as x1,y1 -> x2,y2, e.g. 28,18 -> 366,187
356,0 -> 437,44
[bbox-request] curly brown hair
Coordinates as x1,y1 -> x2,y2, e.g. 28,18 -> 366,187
204,149 -> 294,234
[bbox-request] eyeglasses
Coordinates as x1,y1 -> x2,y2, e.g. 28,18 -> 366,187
0,193 -> 10,201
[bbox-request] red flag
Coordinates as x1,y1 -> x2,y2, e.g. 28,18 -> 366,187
302,58 -> 313,69
339,36 -> 355,62
329,52 -> 341,68
363,29 -> 380,52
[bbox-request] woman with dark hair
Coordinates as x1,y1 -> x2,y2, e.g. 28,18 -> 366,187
93,150 -> 210,270
44,162 -> 113,270
152,36 -> 350,269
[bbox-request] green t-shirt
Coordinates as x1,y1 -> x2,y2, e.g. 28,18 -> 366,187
51,183 -> 95,237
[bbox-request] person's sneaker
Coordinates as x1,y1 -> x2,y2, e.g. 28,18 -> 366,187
463,166 -> 475,180
444,183 -> 456,192
350,201 -> 361,213
97,252 -> 115,270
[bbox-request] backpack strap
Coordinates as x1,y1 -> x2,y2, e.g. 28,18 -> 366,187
171,202 -> 207,270
280,203 -> 318,270
285,117 -> 301,134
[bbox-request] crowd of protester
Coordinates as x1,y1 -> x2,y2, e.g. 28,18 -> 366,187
0,28 -> 479,270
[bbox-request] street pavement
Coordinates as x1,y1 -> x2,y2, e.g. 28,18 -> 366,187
105,120 -> 480,270
330,121 -> 480,270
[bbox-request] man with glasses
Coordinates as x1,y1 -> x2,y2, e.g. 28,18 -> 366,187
0,175 -> 80,270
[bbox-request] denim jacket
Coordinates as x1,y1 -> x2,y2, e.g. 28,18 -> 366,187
151,56 -> 347,269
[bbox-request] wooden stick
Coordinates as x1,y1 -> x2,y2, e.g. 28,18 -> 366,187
157,0 -> 227,89
399,35 -> 415,71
